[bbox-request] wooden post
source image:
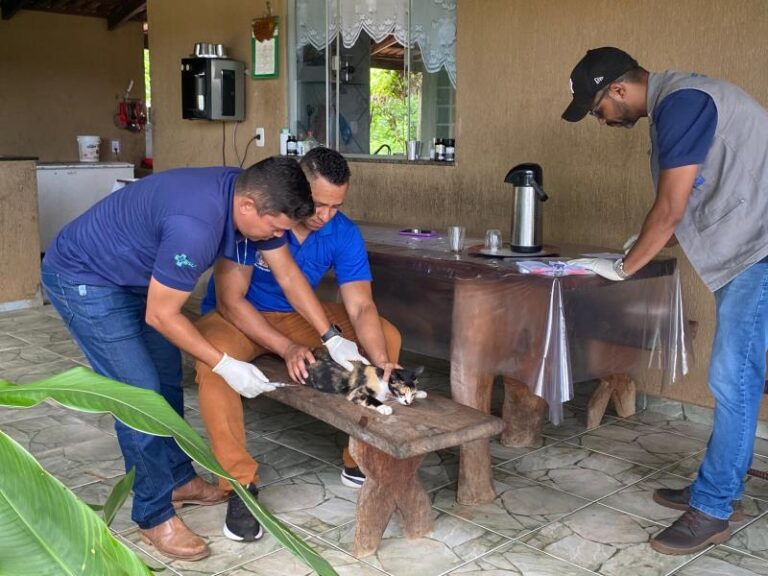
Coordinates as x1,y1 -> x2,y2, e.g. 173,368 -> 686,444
501,377 -> 548,447
450,280 -> 506,505
586,374 -> 636,428
349,438 -> 432,558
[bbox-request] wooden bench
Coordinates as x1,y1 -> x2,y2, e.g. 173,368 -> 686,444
256,355 -> 503,557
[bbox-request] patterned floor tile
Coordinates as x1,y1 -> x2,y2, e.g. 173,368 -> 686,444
122,502 -> 284,575
663,453 -> 768,504
432,469 -> 589,539
0,357 -> 83,383
726,514 -> 768,563
624,409 -> 713,442
0,333 -> 27,352
320,511 -> 511,576
446,541 -> 597,575
224,537 -> 388,575
0,410 -> 106,455
521,502 -> 696,576
259,466 -> 360,535
672,546 -> 768,575
498,443 -> 655,501
264,421 -> 348,467
0,345 -> 67,370
563,420 -> 705,470
599,471 -> 768,529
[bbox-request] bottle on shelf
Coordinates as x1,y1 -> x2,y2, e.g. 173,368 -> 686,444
279,128 -> 290,155
286,134 -> 298,156
435,138 -> 445,161
445,138 -> 455,162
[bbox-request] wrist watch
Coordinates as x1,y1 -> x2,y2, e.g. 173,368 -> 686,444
321,324 -> 342,343
613,258 -> 630,280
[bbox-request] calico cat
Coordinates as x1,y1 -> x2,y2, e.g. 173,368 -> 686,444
307,348 -> 427,415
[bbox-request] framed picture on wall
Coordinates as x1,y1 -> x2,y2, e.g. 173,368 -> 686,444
251,16 -> 279,80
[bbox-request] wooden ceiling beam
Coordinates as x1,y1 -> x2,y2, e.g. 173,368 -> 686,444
2,0 -> 30,20
370,36 -> 400,57
106,0 -> 144,29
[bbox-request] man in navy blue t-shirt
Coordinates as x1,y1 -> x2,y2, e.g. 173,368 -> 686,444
193,148 -> 401,543
563,47 -> 768,555
41,156 -> 368,561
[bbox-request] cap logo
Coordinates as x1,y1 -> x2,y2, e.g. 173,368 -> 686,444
594,76 -> 604,85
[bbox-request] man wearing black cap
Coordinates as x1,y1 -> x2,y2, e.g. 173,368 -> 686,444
563,47 -> 768,555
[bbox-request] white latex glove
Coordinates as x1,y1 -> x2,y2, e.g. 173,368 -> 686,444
324,335 -> 370,370
567,258 -> 626,281
212,353 -> 278,398
623,233 -> 639,255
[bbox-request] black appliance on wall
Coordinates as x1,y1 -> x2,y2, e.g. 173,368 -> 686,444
181,57 -> 245,121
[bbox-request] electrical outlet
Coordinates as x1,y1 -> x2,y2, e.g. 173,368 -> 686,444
255,127 -> 265,147
111,140 -> 121,155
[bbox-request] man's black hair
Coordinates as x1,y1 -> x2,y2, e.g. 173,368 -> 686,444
300,146 -> 351,186
235,156 -> 314,220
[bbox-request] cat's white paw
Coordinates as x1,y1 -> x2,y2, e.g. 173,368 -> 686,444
376,404 -> 393,415
415,390 -> 427,399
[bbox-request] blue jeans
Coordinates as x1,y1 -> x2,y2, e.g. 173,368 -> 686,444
690,257 -> 768,520
41,265 -> 196,529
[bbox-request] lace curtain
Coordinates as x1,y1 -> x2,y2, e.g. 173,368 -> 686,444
296,0 -> 457,88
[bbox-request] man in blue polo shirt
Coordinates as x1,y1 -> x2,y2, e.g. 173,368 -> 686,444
194,147 -> 401,543
563,47 -> 768,555
41,156 -> 369,561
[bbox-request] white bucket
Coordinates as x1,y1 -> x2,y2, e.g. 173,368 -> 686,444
77,135 -> 101,162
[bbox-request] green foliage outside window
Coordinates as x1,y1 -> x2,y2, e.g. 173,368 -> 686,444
369,68 -> 421,155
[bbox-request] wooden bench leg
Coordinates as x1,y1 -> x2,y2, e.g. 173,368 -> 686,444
586,374 -> 636,429
501,377 -> 548,448
349,438 -> 432,558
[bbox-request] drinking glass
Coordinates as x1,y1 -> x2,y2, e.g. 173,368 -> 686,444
448,226 -> 466,253
485,229 -> 502,252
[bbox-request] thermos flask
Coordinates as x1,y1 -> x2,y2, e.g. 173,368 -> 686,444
504,163 -> 548,253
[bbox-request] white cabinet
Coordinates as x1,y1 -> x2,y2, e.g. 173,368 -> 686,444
36,162 -> 134,251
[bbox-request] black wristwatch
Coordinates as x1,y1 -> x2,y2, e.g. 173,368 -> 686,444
321,324 -> 342,343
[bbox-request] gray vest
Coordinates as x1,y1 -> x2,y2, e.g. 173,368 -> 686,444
647,71 -> 768,291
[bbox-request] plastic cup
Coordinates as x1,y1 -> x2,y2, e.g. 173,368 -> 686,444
448,226 -> 465,253
485,229 -> 502,252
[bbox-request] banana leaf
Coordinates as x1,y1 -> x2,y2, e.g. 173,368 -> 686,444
0,367 -> 337,576
0,429 -> 153,576
103,467 -> 135,527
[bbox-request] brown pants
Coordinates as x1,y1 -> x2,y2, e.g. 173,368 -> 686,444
195,302 -> 401,490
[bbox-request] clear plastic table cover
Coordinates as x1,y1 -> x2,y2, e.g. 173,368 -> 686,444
357,223 -> 690,424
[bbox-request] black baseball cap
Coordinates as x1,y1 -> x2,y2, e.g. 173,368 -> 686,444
562,47 -> 639,122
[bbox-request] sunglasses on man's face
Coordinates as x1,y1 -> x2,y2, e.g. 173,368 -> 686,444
589,88 -> 609,119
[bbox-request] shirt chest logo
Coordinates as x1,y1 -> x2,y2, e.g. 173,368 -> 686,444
174,254 -> 197,268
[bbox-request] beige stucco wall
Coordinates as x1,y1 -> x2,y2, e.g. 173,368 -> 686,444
147,0 -> 768,413
148,0 -> 286,169
0,11 -> 145,166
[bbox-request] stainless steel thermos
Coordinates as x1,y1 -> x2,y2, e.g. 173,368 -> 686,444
504,163 -> 548,253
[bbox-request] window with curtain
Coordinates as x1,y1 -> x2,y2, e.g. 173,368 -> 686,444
288,0 -> 457,160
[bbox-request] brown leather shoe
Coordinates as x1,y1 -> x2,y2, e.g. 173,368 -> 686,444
139,516 -> 209,561
172,476 -> 228,507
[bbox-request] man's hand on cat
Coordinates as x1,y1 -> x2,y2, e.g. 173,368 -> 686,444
283,342 -> 315,384
378,361 -> 402,384
213,353 -> 277,398
324,335 -> 370,370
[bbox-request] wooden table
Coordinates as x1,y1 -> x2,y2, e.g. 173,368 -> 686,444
357,223 -> 689,505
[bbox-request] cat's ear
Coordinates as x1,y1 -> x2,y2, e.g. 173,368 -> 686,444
413,366 -> 424,377
374,366 -> 385,379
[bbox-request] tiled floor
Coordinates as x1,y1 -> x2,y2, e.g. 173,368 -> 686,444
3,304 -> 768,575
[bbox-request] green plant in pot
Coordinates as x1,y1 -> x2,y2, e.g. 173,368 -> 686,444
0,367 -> 337,575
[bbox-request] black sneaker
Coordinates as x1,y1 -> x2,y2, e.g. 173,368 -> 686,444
650,507 -> 730,555
340,466 -> 365,488
222,483 -> 264,542
653,486 -> 744,521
